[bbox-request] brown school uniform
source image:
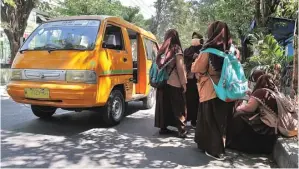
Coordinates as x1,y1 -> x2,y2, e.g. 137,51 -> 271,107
191,52 -> 234,156
155,49 -> 187,133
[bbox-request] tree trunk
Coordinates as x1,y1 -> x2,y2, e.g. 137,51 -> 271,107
152,0 -> 163,35
4,30 -> 20,65
255,0 -> 262,27
292,34 -> 298,94
255,0 -> 280,28
1,0 -> 36,66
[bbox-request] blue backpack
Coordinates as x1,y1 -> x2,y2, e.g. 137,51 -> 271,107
149,56 -> 175,88
201,48 -> 248,102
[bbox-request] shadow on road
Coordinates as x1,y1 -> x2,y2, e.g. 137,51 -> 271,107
1,101 -> 276,168
2,101 -> 143,137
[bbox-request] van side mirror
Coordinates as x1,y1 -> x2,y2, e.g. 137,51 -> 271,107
102,41 -> 107,48
19,37 -> 25,46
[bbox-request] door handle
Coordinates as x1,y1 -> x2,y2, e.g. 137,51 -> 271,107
123,58 -> 128,62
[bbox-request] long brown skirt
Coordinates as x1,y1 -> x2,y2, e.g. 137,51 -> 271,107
154,84 -> 186,132
194,98 -> 234,155
226,111 -> 277,154
186,78 -> 199,123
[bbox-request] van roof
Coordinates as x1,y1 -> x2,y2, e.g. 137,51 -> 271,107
48,15 -> 112,22
47,15 -> 157,41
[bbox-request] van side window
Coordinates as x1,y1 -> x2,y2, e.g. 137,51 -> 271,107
144,38 -> 158,60
127,29 -> 138,62
103,24 -> 124,50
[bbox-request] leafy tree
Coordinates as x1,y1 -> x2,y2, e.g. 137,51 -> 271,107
153,0 -> 200,47
249,34 -> 285,65
153,0 -> 255,46
1,0 -> 40,63
243,34 -> 286,77
53,0 -> 151,30
152,0 -> 297,47
274,0 -> 298,19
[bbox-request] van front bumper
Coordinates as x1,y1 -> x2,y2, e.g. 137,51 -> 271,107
7,81 -> 100,108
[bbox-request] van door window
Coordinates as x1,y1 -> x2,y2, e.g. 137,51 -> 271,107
143,38 -> 158,60
127,29 -> 138,83
103,24 -> 124,51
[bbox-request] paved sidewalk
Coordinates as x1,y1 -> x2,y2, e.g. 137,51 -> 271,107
0,85 -> 8,97
273,137 -> 298,168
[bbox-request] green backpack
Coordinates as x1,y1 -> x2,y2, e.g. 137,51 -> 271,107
149,55 -> 175,88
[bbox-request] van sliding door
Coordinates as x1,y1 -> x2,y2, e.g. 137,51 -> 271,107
126,29 -> 146,95
143,38 -> 158,94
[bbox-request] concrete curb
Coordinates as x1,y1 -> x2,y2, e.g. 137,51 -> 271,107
0,85 -> 8,97
0,68 -> 10,86
273,137 -> 298,168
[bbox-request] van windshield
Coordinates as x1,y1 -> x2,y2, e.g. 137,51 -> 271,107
20,20 -> 101,51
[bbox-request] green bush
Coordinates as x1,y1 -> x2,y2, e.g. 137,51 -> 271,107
243,33 -> 287,77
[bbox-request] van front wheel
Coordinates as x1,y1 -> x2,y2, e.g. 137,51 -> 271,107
143,88 -> 156,109
31,105 -> 56,118
103,89 -> 125,126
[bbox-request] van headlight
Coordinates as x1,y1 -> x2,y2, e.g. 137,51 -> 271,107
66,70 -> 97,84
10,69 -> 23,80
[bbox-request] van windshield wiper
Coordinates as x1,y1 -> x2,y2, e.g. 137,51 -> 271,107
63,47 -> 88,51
19,49 -> 31,54
34,45 -> 61,53
47,47 -> 58,53
32,45 -> 89,53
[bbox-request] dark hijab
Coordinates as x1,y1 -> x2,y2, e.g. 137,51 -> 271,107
202,21 -> 232,72
249,70 -> 266,82
184,32 -> 203,73
156,29 -> 182,69
253,74 -> 278,93
251,74 -> 279,115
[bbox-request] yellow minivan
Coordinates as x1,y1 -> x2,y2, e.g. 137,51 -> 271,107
7,15 -> 158,125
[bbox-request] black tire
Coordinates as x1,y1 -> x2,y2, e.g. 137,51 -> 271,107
103,89 -> 125,126
143,88 -> 156,109
31,105 -> 56,119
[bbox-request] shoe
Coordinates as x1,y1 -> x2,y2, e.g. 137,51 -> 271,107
178,130 -> 188,138
159,128 -> 172,135
205,151 -> 225,160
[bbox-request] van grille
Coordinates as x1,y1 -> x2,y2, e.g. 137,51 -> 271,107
23,69 -> 66,81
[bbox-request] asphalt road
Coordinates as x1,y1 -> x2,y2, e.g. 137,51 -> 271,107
1,92 -> 276,168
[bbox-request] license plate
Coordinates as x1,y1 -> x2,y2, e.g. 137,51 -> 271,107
24,88 -> 50,99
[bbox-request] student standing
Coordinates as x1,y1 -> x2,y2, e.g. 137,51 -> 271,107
191,21 -> 235,160
183,32 -> 203,127
154,29 -> 188,138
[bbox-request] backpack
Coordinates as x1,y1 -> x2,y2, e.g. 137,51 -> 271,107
258,88 -> 298,137
201,48 -> 248,102
149,55 -> 176,88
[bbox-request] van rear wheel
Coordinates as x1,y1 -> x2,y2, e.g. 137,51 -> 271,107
143,88 -> 156,109
31,105 -> 56,119
103,89 -> 125,126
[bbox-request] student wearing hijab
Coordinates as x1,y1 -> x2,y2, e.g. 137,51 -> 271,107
191,21 -> 235,160
184,32 -> 203,128
154,29 -> 188,138
226,75 -> 281,154
248,69 -> 266,92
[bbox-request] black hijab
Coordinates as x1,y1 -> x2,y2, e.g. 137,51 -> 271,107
253,74 -> 278,93
202,21 -> 232,72
184,32 -> 203,73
